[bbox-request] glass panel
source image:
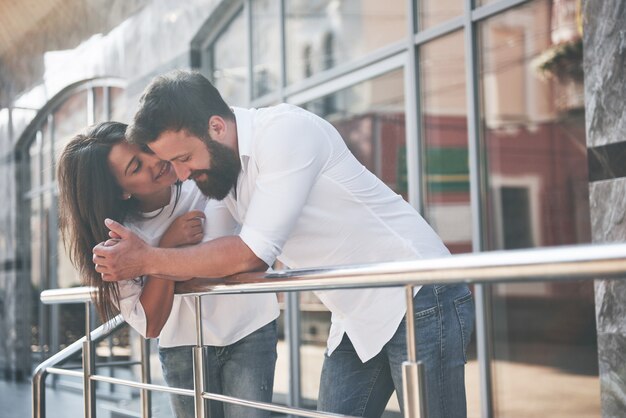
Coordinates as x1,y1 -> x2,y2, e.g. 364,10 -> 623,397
418,0 -> 464,30
94,86 -> 107,123
420,31 -> 479,417
41,122 -> 54,186
110,87 -> 128,123
420,31 -> 472,255
285,0 -> 406,84
53,91 -> 88,159
303,69 -> 407,196
29,194 -> 43,355
251,0 -> 281,98
29,133 -> 42,192
297,69 -> 405,412
211,10 -> 248,106
479,1 -> 595,417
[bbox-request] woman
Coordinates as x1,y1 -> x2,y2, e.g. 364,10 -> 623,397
57,121 -> 279,418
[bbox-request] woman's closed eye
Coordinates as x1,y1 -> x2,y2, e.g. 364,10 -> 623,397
131,160 -> 142,174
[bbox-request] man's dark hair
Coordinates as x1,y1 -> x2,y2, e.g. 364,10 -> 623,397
126,70 -> 234,145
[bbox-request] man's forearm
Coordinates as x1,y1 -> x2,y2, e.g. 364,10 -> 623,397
145,235 -> 268,280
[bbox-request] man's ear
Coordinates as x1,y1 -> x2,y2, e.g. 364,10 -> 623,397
208,115 -> 227,139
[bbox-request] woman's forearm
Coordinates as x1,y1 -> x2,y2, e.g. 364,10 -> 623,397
139,277 -> 175,338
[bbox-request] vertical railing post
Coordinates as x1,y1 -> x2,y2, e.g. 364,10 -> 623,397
193,296 -> 208,418
402,285 -> 427,418
285,292 -> 302,414
140,338 -> 152,418
32,369 -> 47,418
83,302 -> 97,418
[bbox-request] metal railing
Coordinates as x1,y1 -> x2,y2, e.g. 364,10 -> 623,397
34,242 -> 626,418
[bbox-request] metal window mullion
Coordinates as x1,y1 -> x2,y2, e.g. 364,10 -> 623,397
472,0 -> 529,22
279,1 -> 303,411
87,88 -> 95,126
286,53 -> 405,107
464,1 -> 494,418
406,0 -> 423,213
47,114 -> 60,361
104,86 -> 111,121
246,0 -> 253,106
414,16 -> 464,45
279,0 -> 287,101
36,132 -> 47,356
283,41 -> 407,100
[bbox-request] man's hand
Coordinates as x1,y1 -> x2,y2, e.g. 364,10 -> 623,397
93,219 -> 152,281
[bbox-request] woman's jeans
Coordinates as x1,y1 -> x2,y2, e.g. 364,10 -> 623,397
158,320 -> 278,418
318,284 -> 475,418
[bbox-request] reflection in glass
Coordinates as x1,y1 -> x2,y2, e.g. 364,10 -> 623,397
251,0 -> 281,98
419,31 -> 471,255
419,31 -> 479,417
110,87 -> 127,123
479,1 -> 595,416
29,134 -> 45,355
285,0 -> 406,84
40,123 -> 54,186
304,69 -> 407,196
53,91 -> 88,159
418,0 -> 464,30
94,86 -> 107,123
211,10 -> 248,106
295,69 -> 406,412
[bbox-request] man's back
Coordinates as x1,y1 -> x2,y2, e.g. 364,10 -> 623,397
229,104 -> 450,361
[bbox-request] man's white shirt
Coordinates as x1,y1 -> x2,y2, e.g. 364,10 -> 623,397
117,181 -> 279,347
225,105 -> 450,362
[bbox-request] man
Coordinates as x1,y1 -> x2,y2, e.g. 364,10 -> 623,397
93,70 -> 475,418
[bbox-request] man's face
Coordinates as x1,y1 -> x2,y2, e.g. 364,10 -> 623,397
149,129 -> 241,200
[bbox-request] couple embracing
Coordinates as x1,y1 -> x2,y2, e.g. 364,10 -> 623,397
58,70 -> 474,418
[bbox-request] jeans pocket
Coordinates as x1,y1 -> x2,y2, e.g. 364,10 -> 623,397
454,292 -> 475,363
414,305 -> 437,319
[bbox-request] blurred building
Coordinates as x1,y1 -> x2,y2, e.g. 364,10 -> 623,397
0,0 -> 624,416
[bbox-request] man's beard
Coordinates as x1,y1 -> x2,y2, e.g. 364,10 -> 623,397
190,136 -> 241,200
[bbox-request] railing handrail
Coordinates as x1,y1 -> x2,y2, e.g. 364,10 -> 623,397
40,286 -> 96,304
40,243 -> 626,305
36,242 -> 626,418
176,242 -> 626,296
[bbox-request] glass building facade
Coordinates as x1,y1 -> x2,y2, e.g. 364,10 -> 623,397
0,0 -> 598,416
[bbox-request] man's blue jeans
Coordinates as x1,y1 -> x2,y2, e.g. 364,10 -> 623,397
158,320 -> 278,418
318,284 -> 475,418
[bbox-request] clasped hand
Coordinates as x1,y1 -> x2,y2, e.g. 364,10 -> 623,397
93,218 -> 149,281
93,211 -> 205,281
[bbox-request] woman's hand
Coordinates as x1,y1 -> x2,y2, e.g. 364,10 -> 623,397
159,210 -> 206,248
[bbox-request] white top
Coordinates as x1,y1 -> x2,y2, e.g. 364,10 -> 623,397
117,180 -> 279,347
225,105 -> 450,362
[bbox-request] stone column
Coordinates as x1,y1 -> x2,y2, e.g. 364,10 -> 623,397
584,1 -> 626,416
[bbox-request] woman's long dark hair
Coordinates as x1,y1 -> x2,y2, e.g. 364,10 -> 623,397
57,122 -> 138,322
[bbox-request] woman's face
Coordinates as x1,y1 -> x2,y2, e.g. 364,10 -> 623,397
107,141 -> 177,202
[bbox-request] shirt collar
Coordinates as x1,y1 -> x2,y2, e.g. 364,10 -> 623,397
232,107 -> 254,171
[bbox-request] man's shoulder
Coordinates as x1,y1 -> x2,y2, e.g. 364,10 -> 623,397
256,103 -> 316,125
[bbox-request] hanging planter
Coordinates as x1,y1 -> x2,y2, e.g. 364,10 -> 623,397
532,37 -> 583,82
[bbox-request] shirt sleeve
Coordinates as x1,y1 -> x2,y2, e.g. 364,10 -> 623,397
238,111 -> 332,266
116,278 -> 149,338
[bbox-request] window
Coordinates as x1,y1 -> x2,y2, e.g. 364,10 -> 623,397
196,1 -> 595,415
21,83 -> 126,358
